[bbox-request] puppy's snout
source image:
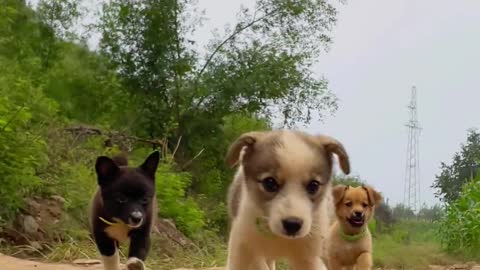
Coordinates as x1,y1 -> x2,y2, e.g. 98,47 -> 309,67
282,217 -> 303,236
353,211 -> 363,218
129,211 -> 143,225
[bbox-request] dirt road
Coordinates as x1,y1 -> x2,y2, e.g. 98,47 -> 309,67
0,253 -> 224,270
1,253 -> 478,270
1,253 -> 104,270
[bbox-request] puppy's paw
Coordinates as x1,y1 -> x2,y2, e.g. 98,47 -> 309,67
126,257 -> 145,270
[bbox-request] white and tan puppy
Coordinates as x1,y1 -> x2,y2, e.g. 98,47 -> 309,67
225,130 -> 350,270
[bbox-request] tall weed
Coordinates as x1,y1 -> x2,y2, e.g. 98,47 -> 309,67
439,177 -> 480,256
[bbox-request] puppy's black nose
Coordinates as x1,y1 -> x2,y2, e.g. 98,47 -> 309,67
282,217 -> 303,235
354,211 -> 363,218
129,211 -> 143,224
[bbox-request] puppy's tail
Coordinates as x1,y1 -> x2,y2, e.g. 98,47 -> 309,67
112,153 -> 128,166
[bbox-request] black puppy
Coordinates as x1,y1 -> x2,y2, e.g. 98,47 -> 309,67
90,151 -> 159,270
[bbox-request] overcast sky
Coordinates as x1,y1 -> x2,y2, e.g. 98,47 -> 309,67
30,0 -> 480,206
194,0 -> 480,206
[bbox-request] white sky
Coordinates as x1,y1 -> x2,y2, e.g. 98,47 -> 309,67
191,0 -> 480,207
30,0 -> 480,206
195,0 -> 480,207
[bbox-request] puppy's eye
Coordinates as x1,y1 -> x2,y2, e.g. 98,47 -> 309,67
306,180 -> 321,195
140,198 -> 149,205
261,177 -> 280,193
345,202 -> 353,207
362,203 -> 369,208
116,196 -> 128,204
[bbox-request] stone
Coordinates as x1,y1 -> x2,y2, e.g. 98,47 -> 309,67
429,265 -> 445,270
73,259 -> 101,266
29,241 -> 42,250
447,265 -> 469,270
22,215 -> 39,234
50,195 -> 66,204
27,200 -> 41,213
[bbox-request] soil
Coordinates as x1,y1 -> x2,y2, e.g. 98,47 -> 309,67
0,253 -> 478,270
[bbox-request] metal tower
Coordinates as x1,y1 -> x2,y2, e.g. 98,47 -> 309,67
404,86 -> 421,212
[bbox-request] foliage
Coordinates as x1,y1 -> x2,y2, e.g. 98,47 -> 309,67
0,60 -> 57,220
36,0 -> 83,40
392,204 -> 416,220
417,204 -> 443,222
375,201 -> 394,230
332,175 -> 364,187
439,177 -> 480,256
373,220 -> 455,270
97,0 -> 338,148
0,0 -> 344,250
433,129 -> 480,204
156,159 -> 205,236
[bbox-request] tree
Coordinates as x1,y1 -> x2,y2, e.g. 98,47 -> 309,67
333,175 -> 364,187
432,129 -> 480,204
392,204 -> 416,220
375,201 -> 394,228
97,0 -> 339,150
417,204 -> 443,222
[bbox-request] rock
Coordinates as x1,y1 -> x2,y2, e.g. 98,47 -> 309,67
164,218 -> 177,229
447,265 -> 469,270
73,259 -> 102,265
50,195 -> 66,205
27,200 -> 41,213
155,218 -> 194,247
429,265 -> 445,270
29,241 -> 42,250
23,215 -> 39,235
471,266 -> 480,270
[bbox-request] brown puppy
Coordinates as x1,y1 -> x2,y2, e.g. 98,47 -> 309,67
327,185 -> 382,270
225,130 -> 350,270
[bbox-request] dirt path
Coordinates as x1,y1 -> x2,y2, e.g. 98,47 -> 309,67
1,253 -> 478,270
0,253 -> 224,270
0,253 -> 104,270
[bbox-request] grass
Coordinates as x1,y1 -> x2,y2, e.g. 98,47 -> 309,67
373,234 -> 456,269
372,220 -> 459,270
1,219 -> 475,270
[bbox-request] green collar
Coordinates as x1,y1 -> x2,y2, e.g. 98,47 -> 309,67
255,217 -> 275,238
340,227 -> 367,242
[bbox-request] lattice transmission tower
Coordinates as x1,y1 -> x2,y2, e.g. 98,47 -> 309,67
404,86 -> 422,212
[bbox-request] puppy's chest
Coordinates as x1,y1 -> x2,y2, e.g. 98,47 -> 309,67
104,224 -> 132,243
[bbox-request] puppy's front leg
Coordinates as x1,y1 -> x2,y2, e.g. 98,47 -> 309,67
328,256 -> 344,270
93,230 -> 120,270
227,240 -> 269,270
290,257 -> 328,270
127,228 -> 151,270
267,259 -> 276,270
356,252 -> 373,270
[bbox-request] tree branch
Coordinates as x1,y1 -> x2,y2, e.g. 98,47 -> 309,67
192,7 -> 281,108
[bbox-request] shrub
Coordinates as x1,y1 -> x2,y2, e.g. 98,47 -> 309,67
0,62 -> 57,221
439,176 -> 480,256
130,148 -> 205,237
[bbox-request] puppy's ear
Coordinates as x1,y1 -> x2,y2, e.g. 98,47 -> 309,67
95,156 -> 120,186
315,135 -> 350,175
363,185 -> 383,206
225,131 -> 265,168
333,185 -> 348,205
140,151 -> 160,179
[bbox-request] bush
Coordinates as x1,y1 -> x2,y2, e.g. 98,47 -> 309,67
156,161 -> 205,237
439,176 -> 480,256
130,148 -> 205,237
0,61 -> 57,221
